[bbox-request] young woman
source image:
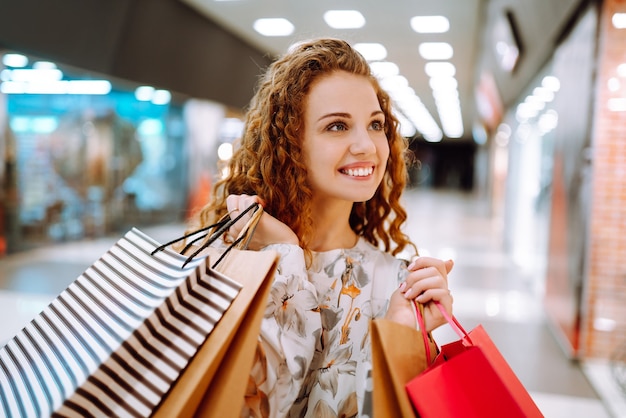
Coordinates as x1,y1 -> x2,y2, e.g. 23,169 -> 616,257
189,37 -> 453,417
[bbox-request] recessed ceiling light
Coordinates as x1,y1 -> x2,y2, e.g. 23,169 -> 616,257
323,10 -> 365,29
410,16 -> 450,33
429,76 -> 458,92
418,42 -> 454,60
369,61 -> 400,78
2,54 -> 28,68
424,62 -> 456,77
253,18 -> 295,36
541,75 -> 560,92
612,13 -> 626,28
353,43 -> 387,61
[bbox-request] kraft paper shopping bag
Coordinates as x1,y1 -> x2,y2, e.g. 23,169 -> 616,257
371,318 -> 438,417
154,247 -> 278,418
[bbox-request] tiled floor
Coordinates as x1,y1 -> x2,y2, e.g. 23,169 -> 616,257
1,188 -> 624,417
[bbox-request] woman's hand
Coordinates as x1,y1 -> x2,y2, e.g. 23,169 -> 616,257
385,256 -> 454,332
226,194 -> 299,250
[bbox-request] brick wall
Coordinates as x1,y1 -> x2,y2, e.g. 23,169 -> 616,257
583,0 -> 626,359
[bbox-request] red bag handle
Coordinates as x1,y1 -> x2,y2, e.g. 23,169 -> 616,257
413,300 -> 433,362
414,300 -> 475,363
434,301 -> 474,346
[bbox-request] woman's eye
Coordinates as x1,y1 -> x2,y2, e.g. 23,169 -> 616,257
328,122 -> 348,131
371,120 -> 385,131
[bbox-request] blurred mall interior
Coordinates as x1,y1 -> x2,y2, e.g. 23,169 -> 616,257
0,0 -> 625,416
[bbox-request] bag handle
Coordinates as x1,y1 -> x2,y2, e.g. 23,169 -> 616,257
413,300 -> 439,363
210,203 -> 264,267
414,300 -> 474,363
152,203 -> 263,268
433,301 -> 474,346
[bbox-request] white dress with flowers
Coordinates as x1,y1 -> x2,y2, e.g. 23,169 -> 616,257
241,238 -> 408,418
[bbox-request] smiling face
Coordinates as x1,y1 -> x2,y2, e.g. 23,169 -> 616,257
302,71 -> 390,206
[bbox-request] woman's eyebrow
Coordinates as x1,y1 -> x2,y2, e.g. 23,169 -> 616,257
317,110 -> 383,122
317,112 -> 350,122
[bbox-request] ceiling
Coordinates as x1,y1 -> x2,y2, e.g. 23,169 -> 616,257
180,0 -> 486,142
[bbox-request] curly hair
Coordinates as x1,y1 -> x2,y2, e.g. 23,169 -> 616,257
190,37 -> 417,258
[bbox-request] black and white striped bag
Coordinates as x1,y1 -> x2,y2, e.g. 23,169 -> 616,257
0,203 -> 275,418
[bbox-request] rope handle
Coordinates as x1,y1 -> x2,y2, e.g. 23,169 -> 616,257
151,203 -> 263,268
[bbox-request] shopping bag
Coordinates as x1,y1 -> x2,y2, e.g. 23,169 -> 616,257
152,202 -> 278,417
405,302 -> 544,418
371,305 -> 438,418
155,246 -> 277,417
0,203 -> 278,418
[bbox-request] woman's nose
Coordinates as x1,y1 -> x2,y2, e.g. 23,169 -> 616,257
349,129 -> 377,154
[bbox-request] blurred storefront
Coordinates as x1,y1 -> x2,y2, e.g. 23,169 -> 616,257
480,0 -> 625,366
0,51 -> 240,255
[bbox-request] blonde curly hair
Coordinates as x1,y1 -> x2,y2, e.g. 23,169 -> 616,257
190,37 -> 417,258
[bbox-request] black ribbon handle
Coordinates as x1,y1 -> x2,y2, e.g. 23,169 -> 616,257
151,203 -> 261,269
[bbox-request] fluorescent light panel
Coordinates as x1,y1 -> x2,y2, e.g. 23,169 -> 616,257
353,43 -> 387,61
612,13 -> 626,28
419,42 -> 454,60
370,61 -> 399,78
324,10 -> 365,29
253,18 -> 294,36
410,16 -> 450,33
425,62 -> 456,77
2,54 -> 28,68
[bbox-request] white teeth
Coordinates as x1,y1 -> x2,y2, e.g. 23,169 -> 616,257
344,167 -> 374,177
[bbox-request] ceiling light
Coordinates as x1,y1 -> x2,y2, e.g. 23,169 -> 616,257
65,80 -> 112,95
379,75 -> 409,95
418,42 -> 453,60
369,61 -> 399,78
432,88 -> 464,138
2,53 -> 28,68
152,89 -> 171,105
323,10 -> 365,29
538,110 -> 558,133
410,16 -> 450,33
429,76 -> 458,92
394,109 -> 417,138
353,43 -> 387,61
541,76 -> 560,92
5,68 -> 63,82
135,86 -> 155,101
0,80 -> 111,95
33,61 -> 57,70
612,13 -> 626,28
253,18 -> 294,36
425,62 -> 456,77
532,86 -> 554,102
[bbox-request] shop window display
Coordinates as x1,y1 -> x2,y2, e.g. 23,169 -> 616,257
0,52 -> 188,254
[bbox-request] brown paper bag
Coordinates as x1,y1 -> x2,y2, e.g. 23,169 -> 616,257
154,247 -> 278,418
371,318 -> 438,417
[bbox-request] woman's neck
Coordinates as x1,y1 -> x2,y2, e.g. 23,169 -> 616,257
308,201 -> 359,251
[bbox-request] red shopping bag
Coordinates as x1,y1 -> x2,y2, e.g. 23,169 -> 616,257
406,303 -> 544,418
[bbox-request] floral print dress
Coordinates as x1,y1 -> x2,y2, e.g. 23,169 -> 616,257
241,238 -> 408,418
